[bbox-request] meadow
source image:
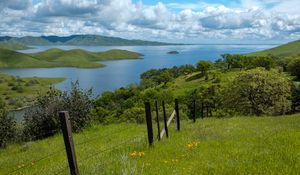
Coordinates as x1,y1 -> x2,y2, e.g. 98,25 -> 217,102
0,114 -> 299,175
0,74 -> 65,110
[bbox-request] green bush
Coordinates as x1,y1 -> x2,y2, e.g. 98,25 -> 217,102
287,57 -> 300,80
0,98 -> 16,148
23,81 -> 94,140
120,107 -> 145,124
221,68 -> 291,116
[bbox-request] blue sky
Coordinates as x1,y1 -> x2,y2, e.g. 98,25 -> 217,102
0,0 -> 300,44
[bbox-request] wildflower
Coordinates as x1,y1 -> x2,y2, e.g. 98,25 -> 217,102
164,160 -> 168,163
129,151 -> 145,157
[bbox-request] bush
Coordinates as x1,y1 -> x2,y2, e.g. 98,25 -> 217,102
0,98 -> 16,148
23,81 -> 94,140
221,68 -> 291,116
287,57 -> 300,80
119,107 -> 145,124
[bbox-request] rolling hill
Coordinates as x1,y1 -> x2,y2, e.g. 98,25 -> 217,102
0,48 -> 51,68
0,48 -> 143,68
247,39 -> 300,57
0,35 -> 176,46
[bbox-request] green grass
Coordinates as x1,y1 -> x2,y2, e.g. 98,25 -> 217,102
167,70 -> 239,97
247,40 -> 300,57
0,115 -> 299,174
0,48 -> 51,68
0,74 -> 65,110
0,48 -> 143,68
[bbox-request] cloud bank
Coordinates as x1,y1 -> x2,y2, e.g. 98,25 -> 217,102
0,0 -> 300,43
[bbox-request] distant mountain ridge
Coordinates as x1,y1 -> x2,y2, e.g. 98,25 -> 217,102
0,35 -> 177,46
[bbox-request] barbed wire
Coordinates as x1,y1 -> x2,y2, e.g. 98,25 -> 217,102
74,126 -> 134,147
5,147 -> 65,175
81,135 -> 146,163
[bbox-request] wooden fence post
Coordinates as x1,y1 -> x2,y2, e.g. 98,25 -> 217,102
175,99 -> 180,131
193,99 -> 196,123
59,111 -> 79,175
144,102 -> 153,146
162,101 -> 169,138
155,101 -> 161,141
201,102 -> 204,119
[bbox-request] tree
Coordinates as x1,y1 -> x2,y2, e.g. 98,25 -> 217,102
288,57 -> 300,80
196,60 -> 213,75
222,68 -> 291,116
0,98 -> 16,148
248,56 -> 275,70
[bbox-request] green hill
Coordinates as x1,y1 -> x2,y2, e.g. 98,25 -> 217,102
1,115 -> 299,174
0,41 -> 31,50
247,40 -> 300,57
0,48 -> 51,68
0,48 -> 143,68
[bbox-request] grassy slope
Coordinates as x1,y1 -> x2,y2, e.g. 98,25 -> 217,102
247,40 -> 300,57
0,115 -> 299,174
0,48 -> 143,68
0,74 -> 65,110
0,41 -> 31,50
167,70 -> 239,97
0,48 -> 51,68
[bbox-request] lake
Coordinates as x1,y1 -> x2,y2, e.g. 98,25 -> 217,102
0,45 -> 276,97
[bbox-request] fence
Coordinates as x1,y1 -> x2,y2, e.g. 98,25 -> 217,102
5,99 -> 188,175
144,99 -> 180,146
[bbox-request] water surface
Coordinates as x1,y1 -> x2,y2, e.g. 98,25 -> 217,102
0,45 -> 276,96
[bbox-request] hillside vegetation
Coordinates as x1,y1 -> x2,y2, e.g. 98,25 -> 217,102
0,48 -> 143,68
247,40 -> 300,57
0,74 -> 65,110
0,115 -> 299,174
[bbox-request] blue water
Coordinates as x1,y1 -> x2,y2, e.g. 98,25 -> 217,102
0,45 -> 276,96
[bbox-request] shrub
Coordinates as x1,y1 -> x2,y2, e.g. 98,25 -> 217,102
287,57 -> 300,80
221,68 -> 291,116
120,107 -> 145,124
0,98 -> 16,148
23,81 -> 94,140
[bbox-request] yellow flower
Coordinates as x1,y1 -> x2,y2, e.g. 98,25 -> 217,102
164,160 -> 168,163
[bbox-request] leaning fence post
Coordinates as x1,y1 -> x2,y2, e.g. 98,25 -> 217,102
162,100 -> 169,138
144,102 -> 153,146
193,99 -> 196,123
175,99 -> 180,131
155,101 -> 161,141
59,111 -> 79,175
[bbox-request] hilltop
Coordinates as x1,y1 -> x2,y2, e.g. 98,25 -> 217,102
0,35 -> 177,46
0,48 -> 143,68
247,39 -> 300,57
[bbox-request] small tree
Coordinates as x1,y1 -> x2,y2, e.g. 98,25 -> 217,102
0,98 -> 16,148
196,60 -> 213,75
288,57 -> 300,80
222,68 -> 291,116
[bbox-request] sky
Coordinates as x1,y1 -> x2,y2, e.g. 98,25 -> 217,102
0,0 -> 300,44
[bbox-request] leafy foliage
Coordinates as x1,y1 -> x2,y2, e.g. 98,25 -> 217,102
287,57 -> 300,80
0,98 -> 16,148
221,68 -> 291,116
23,82 -> 93,140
